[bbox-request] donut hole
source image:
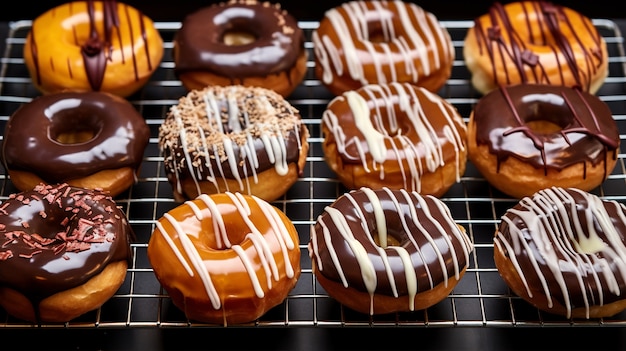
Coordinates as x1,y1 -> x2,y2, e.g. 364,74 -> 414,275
49,110 -> 103,145
522,94 -> 572,134
222,29 -> 257,46
373,234 -> 402,247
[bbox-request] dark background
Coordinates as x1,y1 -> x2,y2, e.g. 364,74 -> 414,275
0,0 -> 621,22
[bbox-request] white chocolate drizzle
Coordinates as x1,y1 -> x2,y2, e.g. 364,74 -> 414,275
156,192 -> 298,310
323,82 -> 466,192
313,0 -> 453,88
495,187 -> 626,319
309,187 -> 473,314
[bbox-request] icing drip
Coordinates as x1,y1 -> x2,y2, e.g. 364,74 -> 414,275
495,187 -> 626,318
310,187 -> 473,314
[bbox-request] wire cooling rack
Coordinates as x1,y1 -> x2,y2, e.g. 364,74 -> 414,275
1,19 -> 626,329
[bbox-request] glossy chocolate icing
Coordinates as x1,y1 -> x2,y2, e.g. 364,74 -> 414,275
0,183 -> 133,302
173,1 -> 304,80
472,1 -> 605,91
472,84 -> 618,175
1,91 -> 150,182
495,187 -> 626,318
309,187 -> 473,312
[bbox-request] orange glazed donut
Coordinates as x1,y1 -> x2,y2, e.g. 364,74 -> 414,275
0,183 -> 134,323
309,187 -> 473,315
158,85 -> 309,203
467,84 -> 619,199
147,192 -> 301,325
322,82 -> 467,197
23,0 -> 164,97
313,0 -> 455,96
463,1 -> 608,95
173,0 -> 307,97
1,91 -> 150,197
495,187 -> 626,319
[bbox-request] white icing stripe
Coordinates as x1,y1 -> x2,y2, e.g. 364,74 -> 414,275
495,187 -> 626,318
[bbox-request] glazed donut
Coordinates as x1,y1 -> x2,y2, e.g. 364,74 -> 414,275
147,191 -> 301,325
173,0 -> 307,97
463,1 -> 608,95
23,0 -> 164,97
1,91 -> 150,197
158,85 -> 309,203
309,187 -> 473,315
312,0 -> 455,96
0,183 -> 134,323
495,186 -> 626,319
467,84 -> 619,199
322,82 -> 467,197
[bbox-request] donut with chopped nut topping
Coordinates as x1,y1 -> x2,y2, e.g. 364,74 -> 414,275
0,183 -> 134,323
158,85 -> 309,202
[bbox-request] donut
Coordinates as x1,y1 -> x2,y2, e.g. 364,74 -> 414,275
467,84 -> 619,199
312,0 -> 455,96
0,183 -> 134,323
309,187 -> 473,315
23,0 -> 164,98
463,1 -> 608,95
147,191 -> 301,325
495,186 -> 626,319
158,85 -> 309,203
322,82 -> 467,197
1,91 -> 150,197
172,0 -> 307,97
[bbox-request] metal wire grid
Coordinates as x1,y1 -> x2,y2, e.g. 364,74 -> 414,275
1,19 -> 626,329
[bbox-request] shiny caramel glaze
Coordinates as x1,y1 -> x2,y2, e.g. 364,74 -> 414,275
24,0 -> 164,97
309,187 -> 473,314
313,0 -> 454,96
147,192 -> 300,325
463,1 -> 608,94
495,187 -> 626,318
159,85 -> 309,202
322,82 -> 467,197
467,84 -> 619,199
0,183 -> 134,320
1,91 -> 150,194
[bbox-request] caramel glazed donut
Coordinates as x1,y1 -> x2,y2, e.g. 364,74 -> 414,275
158,85 -> 309,203
23,0 -> 164,98
1,91 -> 150,198
309,187 -> 473,315
173,0 -> 308,97
463,1 -> 608,95
0,183 -> 134,323
467,84 -> 619,199
495,187 -> 626,319
322,82 -> 467,197
313,0 -> 455,96
147,192 -> 301,325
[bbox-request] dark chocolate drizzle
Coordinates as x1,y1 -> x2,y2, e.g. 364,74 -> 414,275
473,1 -> 604,91
1,91 -> 150,182
173,1 -> 305,81
472,84 -> 618,176
0,183 -> 134,316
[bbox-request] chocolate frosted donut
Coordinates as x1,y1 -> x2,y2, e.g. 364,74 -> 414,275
495,187 -> 626,319
467,84 -> 619,199
2,91 -> 150,197
309,187 -> 473,315
173,0 -> 307,97
0,183 -> 134,322
158,85 -> 309,202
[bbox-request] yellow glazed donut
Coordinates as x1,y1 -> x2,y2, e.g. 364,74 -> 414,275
23,0 -> 164,97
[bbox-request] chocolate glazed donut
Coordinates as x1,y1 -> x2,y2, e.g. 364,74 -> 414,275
309,187 -> 473,315
1,91 -> 150,194
467,84 -> 619,199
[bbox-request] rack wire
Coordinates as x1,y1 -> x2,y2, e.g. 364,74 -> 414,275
1,19 -> 626,329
